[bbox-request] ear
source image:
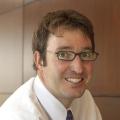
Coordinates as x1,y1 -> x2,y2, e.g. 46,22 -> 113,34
33,51 -> 43,70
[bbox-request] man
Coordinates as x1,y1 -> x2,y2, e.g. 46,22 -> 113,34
0,9 -> 102,120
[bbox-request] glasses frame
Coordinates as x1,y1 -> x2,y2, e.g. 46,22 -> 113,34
55,50 -> 99,61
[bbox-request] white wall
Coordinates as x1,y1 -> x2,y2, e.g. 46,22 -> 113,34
0,8 -> 23,104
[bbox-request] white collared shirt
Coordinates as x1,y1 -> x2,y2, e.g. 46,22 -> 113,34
0,76 -> 102,120
33,76 -> 102,120
33,75 -> 68,120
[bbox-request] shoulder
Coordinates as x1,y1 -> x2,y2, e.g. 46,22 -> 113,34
71,89 -> 102,120
0,109 -> 21,120
1,77 -> 35,106
0,77 -> 38,120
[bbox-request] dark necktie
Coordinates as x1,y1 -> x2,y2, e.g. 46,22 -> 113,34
66,110 -> 73,120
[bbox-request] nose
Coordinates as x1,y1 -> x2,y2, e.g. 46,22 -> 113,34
70,55 -> 84,74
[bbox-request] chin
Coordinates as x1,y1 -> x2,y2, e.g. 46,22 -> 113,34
64,89 -> 86,100
71,87 -> 86,98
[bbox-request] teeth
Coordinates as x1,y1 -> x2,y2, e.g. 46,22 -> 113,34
66,78 -> 83,84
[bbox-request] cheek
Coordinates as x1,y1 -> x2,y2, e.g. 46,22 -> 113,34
46,59 -> 68,79
55,61 -> 69,74
86,63 -> 94,76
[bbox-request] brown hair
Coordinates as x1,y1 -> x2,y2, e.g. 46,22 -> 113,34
32,9 -> 95,70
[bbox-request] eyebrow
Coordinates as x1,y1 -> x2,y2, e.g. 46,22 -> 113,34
56,46 -> 93,51
56,46 -> 73,51
82,47 -> 93,51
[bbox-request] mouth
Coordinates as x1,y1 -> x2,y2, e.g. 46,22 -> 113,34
65,77 -> 84,84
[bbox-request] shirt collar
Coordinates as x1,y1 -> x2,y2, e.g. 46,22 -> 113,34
34,75 -> 67,120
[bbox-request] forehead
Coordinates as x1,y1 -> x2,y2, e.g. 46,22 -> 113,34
47,29 -> 92,51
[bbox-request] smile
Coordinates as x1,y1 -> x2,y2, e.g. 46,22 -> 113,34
65,78 -> 84,84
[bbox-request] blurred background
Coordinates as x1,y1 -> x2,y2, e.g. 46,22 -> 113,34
0,0 -> 120,120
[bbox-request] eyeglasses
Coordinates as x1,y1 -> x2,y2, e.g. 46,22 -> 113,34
48,49 -> 99,61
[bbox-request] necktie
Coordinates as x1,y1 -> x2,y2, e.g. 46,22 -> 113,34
66,110 -> 73,120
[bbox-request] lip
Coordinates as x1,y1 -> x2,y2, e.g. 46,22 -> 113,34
65,77 -> 84,84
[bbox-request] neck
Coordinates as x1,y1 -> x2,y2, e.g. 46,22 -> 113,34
56,97 -> 73,108
37,72 -> 73,108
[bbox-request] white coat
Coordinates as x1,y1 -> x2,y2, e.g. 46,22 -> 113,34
0,77 -> 102,120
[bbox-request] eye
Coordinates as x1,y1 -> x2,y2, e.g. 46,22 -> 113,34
81,52 -> 93,60
80,51 -> 96,60
57,51 -> 73,60
58,51 -> 69,58
81,52 -> 91,57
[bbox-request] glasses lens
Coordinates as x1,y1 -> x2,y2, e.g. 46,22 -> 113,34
57,51 -> 74,60
80,51 -> 98,61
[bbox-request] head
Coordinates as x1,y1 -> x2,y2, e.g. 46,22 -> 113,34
33,9 -> 98,107
32,9 -> 95,68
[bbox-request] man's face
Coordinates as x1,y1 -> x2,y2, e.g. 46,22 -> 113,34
38,29 -> 94,105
